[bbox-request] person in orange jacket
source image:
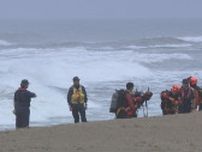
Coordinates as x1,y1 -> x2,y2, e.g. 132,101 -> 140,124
160,84 -> 181,115
124,82 -> 137,118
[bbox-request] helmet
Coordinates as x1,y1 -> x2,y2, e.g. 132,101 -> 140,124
190,76 -> 198,85
171,84 -> 181,93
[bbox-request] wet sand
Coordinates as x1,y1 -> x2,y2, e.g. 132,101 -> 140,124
0,112 -> 202,152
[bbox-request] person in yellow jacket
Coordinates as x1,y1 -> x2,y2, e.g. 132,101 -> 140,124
67,76 -> 88,123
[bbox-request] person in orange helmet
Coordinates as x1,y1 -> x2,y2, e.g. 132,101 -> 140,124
160,84 -> 181,115
170,84 -> 182,113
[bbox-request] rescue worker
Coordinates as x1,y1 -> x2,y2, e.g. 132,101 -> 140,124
189,76 -> 202,111
169,84 -> 182,113
124,82 -> 137,118
14,79 -> 36,129
113,84 -> 153,119
160,84 -> 181,115
67,76 -> 88,123
179,79 -> 194,113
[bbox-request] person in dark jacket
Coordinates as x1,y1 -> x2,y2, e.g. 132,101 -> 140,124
179,79 -> 194,113
67,76 -> 88,123
14,79 -> 36,129
189,76 -> 202,111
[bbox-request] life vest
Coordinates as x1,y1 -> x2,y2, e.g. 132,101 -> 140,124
71,87 -> 85,104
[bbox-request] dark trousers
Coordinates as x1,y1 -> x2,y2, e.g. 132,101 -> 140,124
15,108 -> 30,129
72,103 -> 87,123
116,108 -> 127,119
179,100 -> 191,113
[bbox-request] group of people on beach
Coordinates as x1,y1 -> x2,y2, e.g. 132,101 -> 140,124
110,75 -> 202,120
13,75 -> 201,129
160,76 -> 202,115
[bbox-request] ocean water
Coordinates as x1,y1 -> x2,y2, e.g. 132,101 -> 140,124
1,19 -> 202,130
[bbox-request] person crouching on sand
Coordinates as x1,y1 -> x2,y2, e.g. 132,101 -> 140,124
14,79 -> 36,129
67,76 -> 88,123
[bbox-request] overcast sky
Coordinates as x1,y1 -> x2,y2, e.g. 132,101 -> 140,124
0,0 -> 202,20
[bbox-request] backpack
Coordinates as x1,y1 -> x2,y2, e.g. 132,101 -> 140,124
109,89 -> 126,113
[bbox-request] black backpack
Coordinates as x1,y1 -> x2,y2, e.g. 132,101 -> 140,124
109,89 -> 126,113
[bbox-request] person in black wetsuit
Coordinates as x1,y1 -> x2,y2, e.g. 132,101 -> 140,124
14,79 -> 36,129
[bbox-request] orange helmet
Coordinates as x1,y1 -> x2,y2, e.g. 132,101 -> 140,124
171,84 -> 181,93
190,76 -> 198,85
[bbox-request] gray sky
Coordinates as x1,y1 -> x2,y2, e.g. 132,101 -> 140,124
0,0 -> 202,19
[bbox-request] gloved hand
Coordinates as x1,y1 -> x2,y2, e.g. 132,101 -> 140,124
173,100 -> 179,105
135,96 -> 143,105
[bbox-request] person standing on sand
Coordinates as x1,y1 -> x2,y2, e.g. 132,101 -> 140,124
124,82 -> 137,118
188,76 -> 202,111
14,79 -> 36,129
179,79 -> 194,113
67,76 -> 88,123
160,85 -> 181,115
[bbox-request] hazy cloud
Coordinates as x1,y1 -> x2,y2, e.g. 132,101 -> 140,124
0,0 -> 202,19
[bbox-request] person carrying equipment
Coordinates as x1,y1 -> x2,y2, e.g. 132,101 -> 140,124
67,76 -> 88,123
160,84 -> 181,115
110,89 -> 127,118
14,79 -> 36,129
110,82 -> 153,118
124,82 -> 137,118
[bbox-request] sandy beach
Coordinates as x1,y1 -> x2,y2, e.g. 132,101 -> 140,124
0,112 -> 202,152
